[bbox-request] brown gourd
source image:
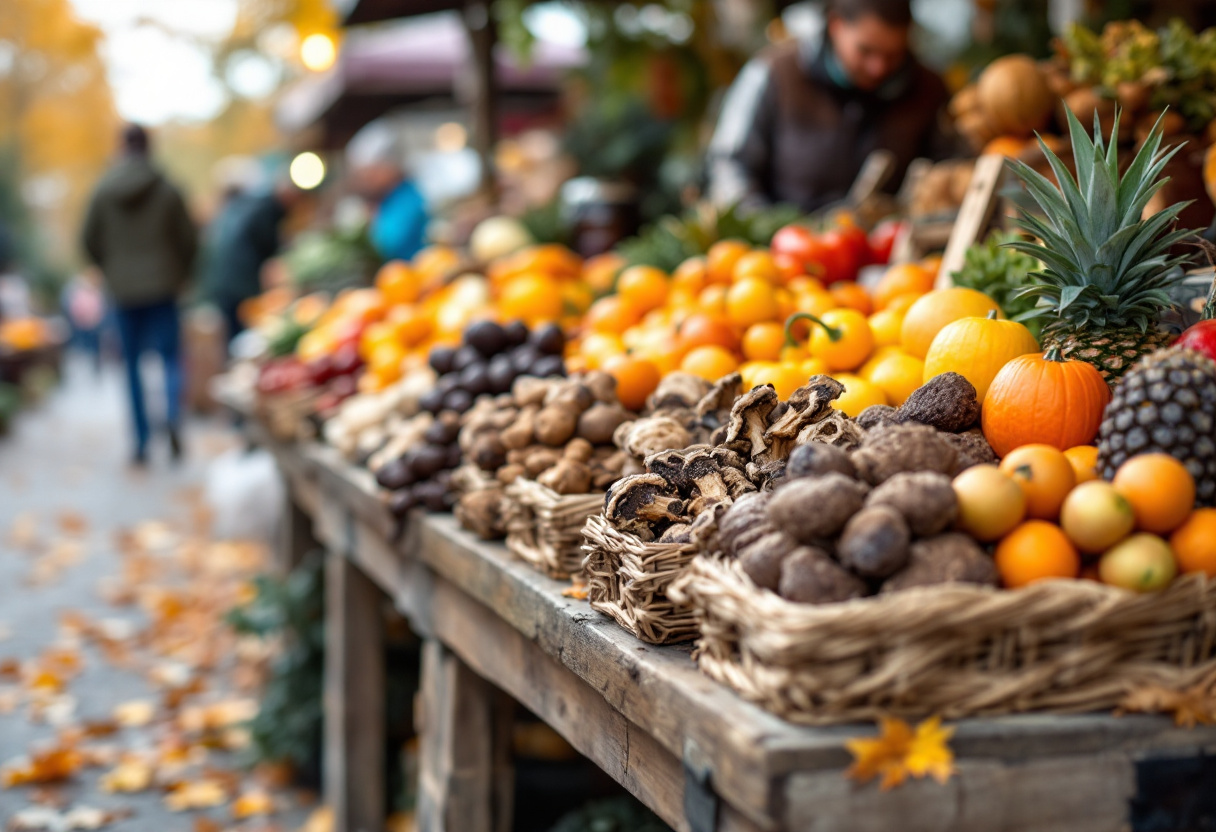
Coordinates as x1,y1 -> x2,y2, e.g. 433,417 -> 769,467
976,55 -> 1054,137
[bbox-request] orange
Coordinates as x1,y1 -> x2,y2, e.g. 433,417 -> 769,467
726,277 -> 781,328
995,521 -> 1081,588
583,252 -> 626,293
733,250 -> 780,284
577,332 -> 627,369
705,239 -> 751,284
499,273 -> 563,325
678,313 -> 739,353
672,256 -> 708,296
1112,454 -> 1196,534
604,355 -> 661,411
681,345 -> 739,381
742,322 -> 787,362
585,295 -> 642,335
872,263 -> 936,311
375,260 -> 422,306
1064,446 -> 1100,484
829,282 -> 873,315
1170,508 -> 1216,576
616,265 -> 670,312
999,445 -> 1076,521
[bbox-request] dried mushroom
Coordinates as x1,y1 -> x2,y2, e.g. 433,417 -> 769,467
471,434 -> 508,472
581,370 -> 618,403
648,372 -> 711,411
763,376 -> 845,459
717,491 -> 772,556
795,410 -> 863,450
603,473 -> 688,538
866,471 -> 958,536
779,547 -> 868,604
658,523 -> 693,544
898,373 -> 980,432
855,404 -> 904,431
512,376 -> 552,407
695,372 -> 744,423
851,423 -> 958,485
837,505 -> 911,579
537,442 -> 593,495
882,534 -> 999,592
535,406 -> 579,446
615,416 -> 692,460
766,473 -> 869,542
501,406 -> 537,450
722,385 -> 779,458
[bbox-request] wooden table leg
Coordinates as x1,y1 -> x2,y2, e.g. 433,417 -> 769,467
325,551 -> 386,832
276,491 -> 315,574
417,640 -> 515,832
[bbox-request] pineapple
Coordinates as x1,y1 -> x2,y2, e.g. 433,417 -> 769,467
1005,107 -> 1195,383
1097,348 -> 1216,505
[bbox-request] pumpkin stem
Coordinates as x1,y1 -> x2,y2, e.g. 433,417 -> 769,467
785,312 -> 842,344
1043,346 -> 1064,362
986,309 -> 998,320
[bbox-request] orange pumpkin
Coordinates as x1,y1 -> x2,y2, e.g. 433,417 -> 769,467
982,348 -> 1111,458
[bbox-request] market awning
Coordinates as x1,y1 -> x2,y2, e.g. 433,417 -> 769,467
276,13 -> 585,149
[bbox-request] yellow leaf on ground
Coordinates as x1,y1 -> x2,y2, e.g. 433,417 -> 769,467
845,715 -> 955,791
164,778 -> 228,811
298,806 -> 333,832
1,746 -> 85,787
99,757 -> 153,793
112,700 -> 156,727
232,789 -> 276,819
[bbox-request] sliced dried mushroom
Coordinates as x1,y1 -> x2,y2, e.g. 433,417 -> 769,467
763,376 -> 845,459
722,385 -> 779,458
795,410 -> 863,450
616,416 -> 691,459
603,473 -> 687,536
695,372 -> 743,420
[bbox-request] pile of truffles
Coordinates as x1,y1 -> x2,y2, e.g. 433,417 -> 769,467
602,375 -> 858,543
714,414 -> 1001,605
855,372 -> 997,474
421,320 -> 566,415
454,372 -> 635,540
372,409 -> 464,517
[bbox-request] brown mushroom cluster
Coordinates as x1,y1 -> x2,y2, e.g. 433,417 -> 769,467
713,423 -> 999,604
601,375 -> 856,543
453,372 -> 635,539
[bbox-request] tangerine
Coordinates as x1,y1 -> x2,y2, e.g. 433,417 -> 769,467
1113,453 -> 1196,534
726,277 -> 781,328
999,444 -> 1076,520
995,521 -> 1080,588
742,322 -> 787,362
1064,445 -> 1100,484
872,263 -> 935,311
617,265 -> 670,312
678,312 -> 739,353
705,239 -> 751,284
604,355 -> 661,411
585,295 -> 642,335
681,345 -> 739,381
1169,508 -> 1216,576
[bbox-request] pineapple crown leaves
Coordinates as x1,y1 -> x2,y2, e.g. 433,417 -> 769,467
1003,106 -> 1196,333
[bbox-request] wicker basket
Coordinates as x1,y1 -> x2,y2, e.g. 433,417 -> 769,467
581,514 -> 700,645
503,479 -> 604,579
669,553 -> 1216,724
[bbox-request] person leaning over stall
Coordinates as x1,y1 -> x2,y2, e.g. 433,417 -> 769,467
82,124 -> 198,466
708,0 -> 952,212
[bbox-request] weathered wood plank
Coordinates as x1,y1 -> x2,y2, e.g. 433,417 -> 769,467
936,153 -> 1006,287
324,551 -> 386,832
416,640 -> 514,832
782,753 -> 1135,832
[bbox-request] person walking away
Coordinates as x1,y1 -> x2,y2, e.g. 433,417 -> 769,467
201,178 -> 305,346
61,268 -> 109,373
82,124 -> 198,465
707,0 -> 952,213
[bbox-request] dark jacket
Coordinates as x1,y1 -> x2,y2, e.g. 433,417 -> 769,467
82,157 -> 198,308
709,36 -> 952,212
201,192 -> 285,310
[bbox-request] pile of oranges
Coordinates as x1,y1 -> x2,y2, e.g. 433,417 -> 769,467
953,446 -> 1216,592
569,235 -> 941,417
0,318 -> 54,353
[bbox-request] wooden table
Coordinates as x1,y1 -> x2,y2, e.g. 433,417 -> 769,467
219,386 -> 1216,832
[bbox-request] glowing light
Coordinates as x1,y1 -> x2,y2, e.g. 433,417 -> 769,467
434,122 -> 468,153
289,152 -> 326,190
300,33 -> 337,72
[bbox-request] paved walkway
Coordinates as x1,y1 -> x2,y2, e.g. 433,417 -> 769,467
0,356 -> 312,830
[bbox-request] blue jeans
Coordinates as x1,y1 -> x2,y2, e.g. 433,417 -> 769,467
114,301 -> 183,454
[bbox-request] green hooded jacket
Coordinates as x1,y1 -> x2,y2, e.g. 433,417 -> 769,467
82,157 -> 198,308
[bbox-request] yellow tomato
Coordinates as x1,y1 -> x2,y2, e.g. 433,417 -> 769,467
831,374 -> 889,416
794,290 -> 837,318
865,352 -> 925,406
792,310 -> 875,372
617,265 -> 670,312
681,345 -> 740,381
726,277 -> 781,328
732,250 -> 780,284
499,273 -> 563,325
578,332 -> 627,369
742,322 -> 786,362
788,276 -> 827,295
867,308 -> 905,348
859,345 -> 904,379
747,362 -> 806,399
698,284 -> 729,315
800,357 -> 829,377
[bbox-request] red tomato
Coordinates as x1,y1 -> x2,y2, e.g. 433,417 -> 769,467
1175,319 -> 1216,362
771,225 -> 820,263
868,219 -> 905,266
828,226 -> 871,269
